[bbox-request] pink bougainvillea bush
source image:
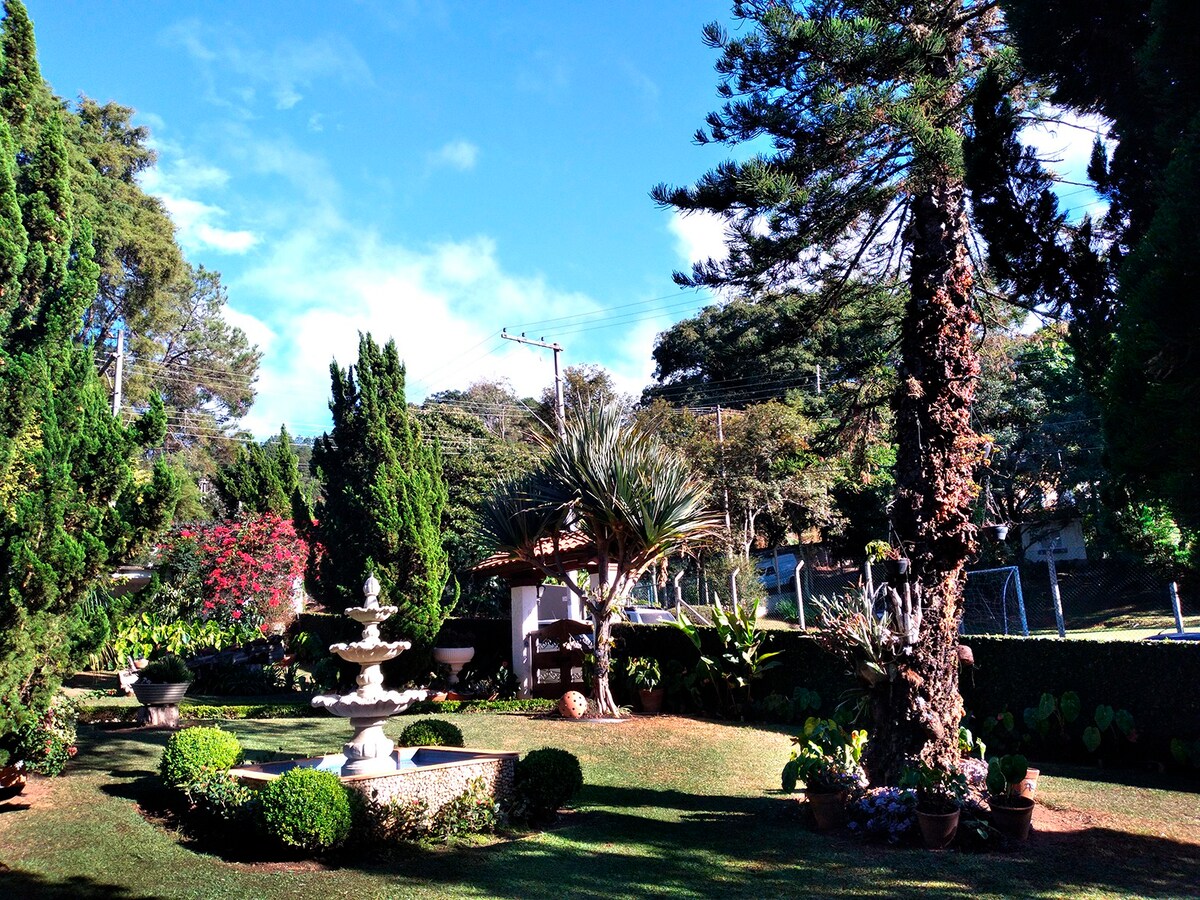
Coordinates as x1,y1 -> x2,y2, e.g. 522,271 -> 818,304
158,513 -> 310,634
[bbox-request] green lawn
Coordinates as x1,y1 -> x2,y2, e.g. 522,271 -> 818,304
1,713 -> 1198,899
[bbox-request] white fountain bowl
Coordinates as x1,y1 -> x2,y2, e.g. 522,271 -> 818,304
345,605 -> 398,625
312,689 -> 428,719
330,639 -> 411,664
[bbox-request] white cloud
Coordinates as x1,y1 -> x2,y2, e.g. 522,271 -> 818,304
156,194 -> 259,255
162,19 -> 372,114
231,218 -> 611,437
430,139 -> 479,171
668,210 -> 729,266
1022,110 -> 1110,177
1022,109 -> 1112,221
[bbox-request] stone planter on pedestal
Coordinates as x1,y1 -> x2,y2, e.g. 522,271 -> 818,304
432,646 -> 475,686
132,681 -> 190,728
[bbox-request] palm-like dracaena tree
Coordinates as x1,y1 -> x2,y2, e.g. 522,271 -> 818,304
480,404 -> 723,717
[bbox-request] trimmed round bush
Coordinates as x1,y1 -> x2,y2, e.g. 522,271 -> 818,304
513,747 -> 583,821
160,726 -> 243,790
258,767 -> 353,852
399,718 -> 464,747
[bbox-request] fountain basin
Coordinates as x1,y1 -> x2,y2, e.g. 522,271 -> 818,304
330,639 -> 411,664
312,689 -> 428,719
230,746 -> 518,820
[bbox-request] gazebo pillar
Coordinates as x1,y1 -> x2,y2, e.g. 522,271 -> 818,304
510,575 -> 543,699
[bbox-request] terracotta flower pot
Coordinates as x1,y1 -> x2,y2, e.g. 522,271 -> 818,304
638,687 -> 665,714
806,789 -> 848,831
0,763 -> 26,801
1016,767 -> 1040,799
989,795 -> 1034,840
916,806 -> 960,850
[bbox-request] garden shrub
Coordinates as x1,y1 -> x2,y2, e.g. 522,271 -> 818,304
258,767 -> 353,852
139,654 -> 194,684
359,794 -> 431,844
429,776 -> 499,840
188,771 -> 254,821
160,726 -> 243,791
511,747 -> 583,822
14,694 -> 78,776
399,718 -> 464,747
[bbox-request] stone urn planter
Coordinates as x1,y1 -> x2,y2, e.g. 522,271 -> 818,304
131,655 -> 193,728
432,646 -> 475,685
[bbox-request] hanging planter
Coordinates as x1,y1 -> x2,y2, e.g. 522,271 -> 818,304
883,557 -> 910,580
981,523 -> 1009,542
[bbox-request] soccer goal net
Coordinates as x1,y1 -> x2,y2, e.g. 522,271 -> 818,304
962,566 -> 1029,636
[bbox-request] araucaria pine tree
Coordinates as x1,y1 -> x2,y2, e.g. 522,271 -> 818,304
0,0 -> 179,750
655,1 -> 1006,783
308,334 -> 453,645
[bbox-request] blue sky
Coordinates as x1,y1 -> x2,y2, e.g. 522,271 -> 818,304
28,2 -> 1105,438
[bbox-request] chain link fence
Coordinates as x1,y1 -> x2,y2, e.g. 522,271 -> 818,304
756,548 -> 1199,639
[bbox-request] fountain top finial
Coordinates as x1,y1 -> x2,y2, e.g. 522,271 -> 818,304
364,574 -> 381,601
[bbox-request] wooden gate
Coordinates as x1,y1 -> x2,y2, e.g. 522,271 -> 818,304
528,619 -> 590,698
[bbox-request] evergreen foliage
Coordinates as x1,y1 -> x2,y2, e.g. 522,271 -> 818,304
416,400 -> 539,615
0,0 -> 179,748
980,1 -> 1200,563
654,0 -> 1004,782
308,333 -> 453,645
398,718 -> 465,748
214,425 -> 305,519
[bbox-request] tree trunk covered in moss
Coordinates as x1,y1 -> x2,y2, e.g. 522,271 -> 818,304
652,1 -> 999,782
869,184 -> 979,783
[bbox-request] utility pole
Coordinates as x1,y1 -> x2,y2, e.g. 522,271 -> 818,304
502,330 -> 565,437
111,328 -> 125,417
815,363 -> 822,396
716,405 -> 732,538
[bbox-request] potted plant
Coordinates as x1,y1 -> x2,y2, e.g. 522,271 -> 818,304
781,717 -> 868,830
866,540 -> 909,582
626,657 -> 664,713
981,523 -> 1009,542
900,761 -> 967,850
986,753 -> 1035,840
432,626 -> 475,686
0,749 -> 25,801
132,654 -> 194,723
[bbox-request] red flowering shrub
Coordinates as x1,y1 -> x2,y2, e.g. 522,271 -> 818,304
159,514 -> 310,633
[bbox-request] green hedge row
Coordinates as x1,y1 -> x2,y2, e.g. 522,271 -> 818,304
404,699 -> 555,715
606,623 -> 1200,745
291,614 -> 1200,745
78,702 -> 321,724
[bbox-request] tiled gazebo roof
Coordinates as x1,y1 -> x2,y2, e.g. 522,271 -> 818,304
471,531 -> 596,578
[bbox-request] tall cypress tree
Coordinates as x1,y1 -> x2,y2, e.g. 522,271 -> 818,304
215,425 -> 304,519
309,334 -> 453,645
654,1 -> 1005,782
0,0 -> 179,752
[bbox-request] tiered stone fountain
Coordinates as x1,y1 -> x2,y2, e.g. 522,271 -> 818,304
311,575 -> 427,775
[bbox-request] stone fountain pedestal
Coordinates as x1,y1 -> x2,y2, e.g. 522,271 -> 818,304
311,576 -> 426,776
